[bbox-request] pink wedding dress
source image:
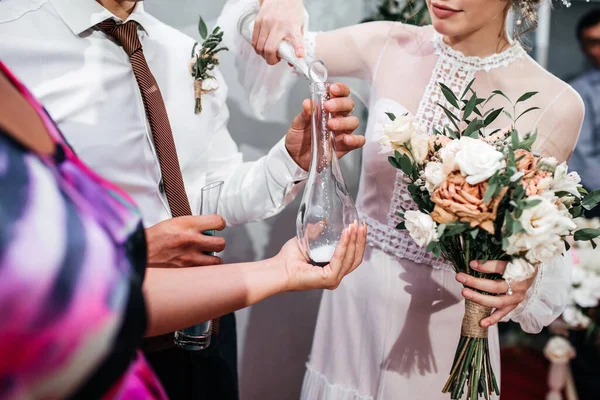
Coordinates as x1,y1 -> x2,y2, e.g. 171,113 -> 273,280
220,2 -> 584,398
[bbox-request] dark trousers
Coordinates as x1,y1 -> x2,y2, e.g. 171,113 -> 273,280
146,313 -> 239,400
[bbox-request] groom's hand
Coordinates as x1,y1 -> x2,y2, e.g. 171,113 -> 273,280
145,215 -> 226,269
285,82 -> 364,171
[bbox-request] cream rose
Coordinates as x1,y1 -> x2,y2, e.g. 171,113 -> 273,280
381,115 -> 416,148
505,196 -> 576,263
454,137 -> 506,185
424,162 -> 447,194
439,139 -> 462,173
410,133 -> 430,164
503,258 -> 536,282
404,210 -> 438,248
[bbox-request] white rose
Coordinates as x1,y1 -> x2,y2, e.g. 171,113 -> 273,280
543,336 -> 576,364
382,115 -> 416,147
562,306 -> 592,329
410,133 -> 430,164
202,78 -> 219,92
404,210 -> 438,247
550,163 -> 582,198
439,139 -> 462,173
505,196 -> 576,263
503,258 -> 536,282
524,237 -> 566,264
454,137 -> 506,185
424,162 -> 447,193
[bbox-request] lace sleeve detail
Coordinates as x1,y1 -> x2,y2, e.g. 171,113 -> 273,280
503,253 -> 573,333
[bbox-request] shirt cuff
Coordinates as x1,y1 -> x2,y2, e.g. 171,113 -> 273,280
265,138 -> 309,188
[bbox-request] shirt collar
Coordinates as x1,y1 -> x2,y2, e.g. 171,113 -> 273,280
49,0 -> 157,36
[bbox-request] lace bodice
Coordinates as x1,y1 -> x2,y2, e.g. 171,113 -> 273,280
368,33 -> 526,268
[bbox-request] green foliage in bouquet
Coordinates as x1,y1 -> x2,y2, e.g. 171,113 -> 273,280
362,0 -> 430,26
384,80 -> 600,399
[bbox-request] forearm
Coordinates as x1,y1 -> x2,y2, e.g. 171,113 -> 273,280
143,258 -> 288,337
215,139 -> 306,226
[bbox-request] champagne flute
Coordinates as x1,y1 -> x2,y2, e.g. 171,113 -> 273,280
174,181 -> 224,350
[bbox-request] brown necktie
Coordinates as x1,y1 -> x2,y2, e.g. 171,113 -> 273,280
98,19 -> 191,218
98,20 -> 220,350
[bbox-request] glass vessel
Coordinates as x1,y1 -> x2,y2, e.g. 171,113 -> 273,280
296,82 -> 359,266
174,181 -> 224,351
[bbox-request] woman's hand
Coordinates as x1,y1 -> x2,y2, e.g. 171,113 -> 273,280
277,221 -> 367,292
456,260 -> 537,328
285,82 -> 363,171
253,0 -> 305,65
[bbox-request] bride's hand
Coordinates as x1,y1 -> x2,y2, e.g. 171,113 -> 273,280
276,221 -> 367,292
456,260 -> 537,328
253,0 -> 305,65
285,82 -> 364,171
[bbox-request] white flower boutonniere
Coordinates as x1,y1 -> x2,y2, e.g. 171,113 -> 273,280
190,17 -> 228,114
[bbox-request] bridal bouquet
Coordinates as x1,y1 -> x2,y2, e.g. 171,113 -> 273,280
380,81 -> 600,399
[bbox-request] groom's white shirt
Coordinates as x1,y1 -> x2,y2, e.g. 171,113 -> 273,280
0,0 -> 307,226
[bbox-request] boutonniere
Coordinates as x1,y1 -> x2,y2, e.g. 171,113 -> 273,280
190,17 -> 228,114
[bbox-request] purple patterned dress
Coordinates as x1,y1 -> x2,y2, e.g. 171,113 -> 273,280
0,61 -> 167,399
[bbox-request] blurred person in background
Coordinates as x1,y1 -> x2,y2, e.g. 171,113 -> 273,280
570,8 -> 600,217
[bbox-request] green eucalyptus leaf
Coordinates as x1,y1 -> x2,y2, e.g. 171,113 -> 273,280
516,91 -> 538,104
439,82 -> 460,109
463,93 -> 478,120
565,240 -> 571,251
582,189 -> 600,210
396,222 -> 406,230
388,156 -> 401,169
438,104 -> 461,131
484,108 -> 504,127
198,16 -> 208,39
461,78 -> 475,100
444,223 -> 468,236
385,112 -> 396,121
463,119 -> 484,137
570,205 -> 584,218
515,107 -> 541,122
400,154 -> 414,176
574,228 -> 600,241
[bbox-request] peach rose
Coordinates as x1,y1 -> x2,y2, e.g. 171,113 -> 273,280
515,149 -> 539,177
430,172 -> 507,234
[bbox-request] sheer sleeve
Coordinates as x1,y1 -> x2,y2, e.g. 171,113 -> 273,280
504,253 -> 574,333
503,85 -> 584,333
217,0 -> 392,118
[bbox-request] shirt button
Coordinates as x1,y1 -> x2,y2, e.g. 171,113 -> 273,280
158,180 -> 165,193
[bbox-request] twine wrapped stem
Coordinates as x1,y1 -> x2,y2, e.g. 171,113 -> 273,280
461,300 -> 492,338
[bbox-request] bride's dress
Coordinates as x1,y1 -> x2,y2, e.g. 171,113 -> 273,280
219,2 -> 584,399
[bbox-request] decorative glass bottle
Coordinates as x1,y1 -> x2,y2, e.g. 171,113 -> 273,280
296,82 -> 359,266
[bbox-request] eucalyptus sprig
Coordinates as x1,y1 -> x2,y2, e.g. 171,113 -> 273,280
190,16 -> 228,114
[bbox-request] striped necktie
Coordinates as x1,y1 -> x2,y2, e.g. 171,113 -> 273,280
97,19 -> 192,218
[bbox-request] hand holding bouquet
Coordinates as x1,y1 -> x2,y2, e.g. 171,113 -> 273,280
381,81 -> 600,399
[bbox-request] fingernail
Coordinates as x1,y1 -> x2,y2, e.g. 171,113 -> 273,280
470,261 -> 478,269
462,289 -> 471,299
481,321 -> 489,328
456,274 -> 466,283
326,100 -> 336,111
